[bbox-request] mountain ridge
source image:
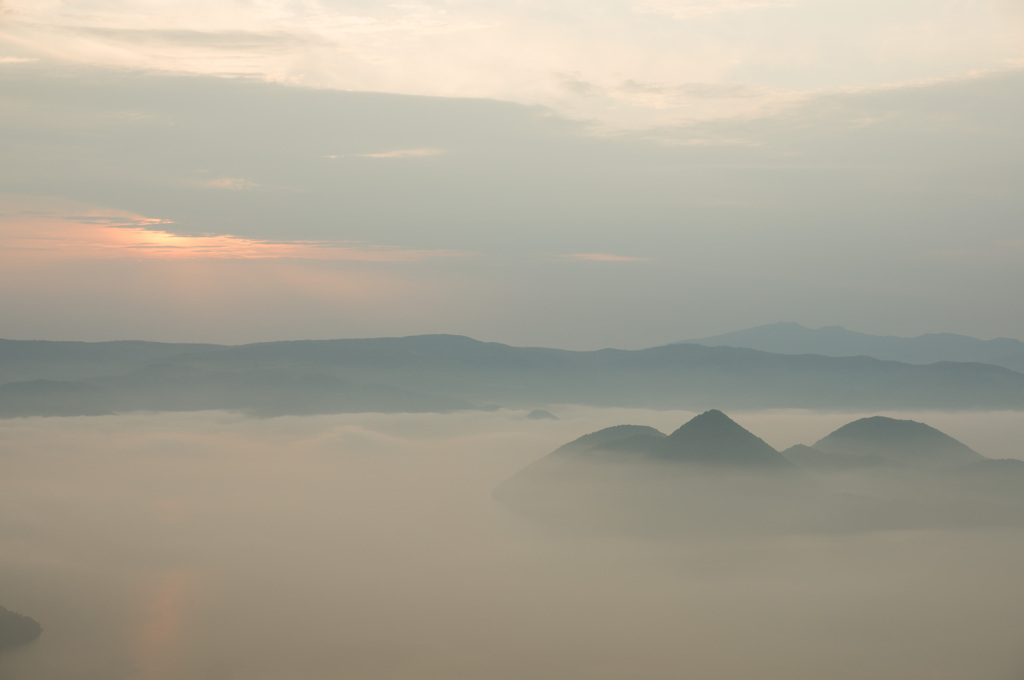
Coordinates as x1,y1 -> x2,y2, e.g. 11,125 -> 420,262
4,334 -> 1024,417
683,322 -> 1024,372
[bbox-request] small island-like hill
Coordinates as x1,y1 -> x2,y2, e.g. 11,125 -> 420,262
812,416 -> 984,467
0,606 -> 43,651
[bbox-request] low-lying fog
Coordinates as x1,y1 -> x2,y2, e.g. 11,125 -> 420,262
2,408 -> 1023,680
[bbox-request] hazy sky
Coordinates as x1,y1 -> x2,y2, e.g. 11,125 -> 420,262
1,0 -> 1022,347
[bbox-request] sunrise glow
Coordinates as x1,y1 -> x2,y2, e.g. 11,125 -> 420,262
0,199 -> 463,262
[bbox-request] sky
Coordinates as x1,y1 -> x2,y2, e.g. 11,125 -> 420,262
1,0 -> 1023,348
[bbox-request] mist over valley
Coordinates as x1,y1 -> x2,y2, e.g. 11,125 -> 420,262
2,406 -> 1024,679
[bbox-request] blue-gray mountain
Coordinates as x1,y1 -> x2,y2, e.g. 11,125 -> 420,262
684,322 -> 1024,372
4,335 -> 1024,417
497,411 -> 1024,535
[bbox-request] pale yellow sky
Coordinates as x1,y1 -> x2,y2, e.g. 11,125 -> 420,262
2,0 -> 1023,129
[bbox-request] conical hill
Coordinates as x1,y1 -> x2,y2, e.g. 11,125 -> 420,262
656,410 -> 791,467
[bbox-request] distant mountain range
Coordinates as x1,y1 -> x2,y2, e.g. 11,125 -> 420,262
4,334 -> 1024,417
684,322 -> 1024,372
496,411 -> 1024,534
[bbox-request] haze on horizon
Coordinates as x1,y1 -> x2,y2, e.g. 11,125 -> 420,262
1,0 -> 1023,348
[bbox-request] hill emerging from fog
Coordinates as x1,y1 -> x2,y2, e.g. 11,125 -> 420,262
497,411 -> 1024,535
4,335 -> 1024,417
544,411 -> 788,467
811,416 -> 985,467
496,410 -> 802,534
658,409 -> 790,467
0,606 -> 42,651
684,323 -> 1024,372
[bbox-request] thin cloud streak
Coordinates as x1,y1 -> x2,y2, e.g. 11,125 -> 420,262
561,253 -> 653,262
324,148 -> 446,159
0,198 -> 465,262
633,0 -> 798,20
202,177 -> 259,190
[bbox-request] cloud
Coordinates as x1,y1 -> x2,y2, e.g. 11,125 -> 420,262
632,0 -> 798,20
203,177 -> 259,190
561,253 -> 652,262
1,0 -> 1021,130
610,79 -> 793,114
1,66 -> 1023,346
324,148 -> 446,159
0,196 -> 464,262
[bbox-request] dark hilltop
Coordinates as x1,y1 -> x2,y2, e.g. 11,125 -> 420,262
0,606 -> 42,651
497,411 -> 1024,535
788,416 -> 985,468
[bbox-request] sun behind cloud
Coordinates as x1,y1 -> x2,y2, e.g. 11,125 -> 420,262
0,196 -> 464,262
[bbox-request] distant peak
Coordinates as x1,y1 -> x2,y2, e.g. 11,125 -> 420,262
690,408 -> 731,422
668,409 -> 759,440
699,408 -> 725,415
661,410 -> 789,467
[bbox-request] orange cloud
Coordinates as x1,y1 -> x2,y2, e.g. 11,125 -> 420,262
0,196 -> 464,262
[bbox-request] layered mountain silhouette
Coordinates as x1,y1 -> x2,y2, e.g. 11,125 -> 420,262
0,338 -> 222,384
496,410 -> 805,535
497,411 -> 1024,535
685,322 -> 1024,372
542,411 -> 789,467
5,334 -> 1024,417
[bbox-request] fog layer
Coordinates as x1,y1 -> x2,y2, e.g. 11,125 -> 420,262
1,408 -> 1023,680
